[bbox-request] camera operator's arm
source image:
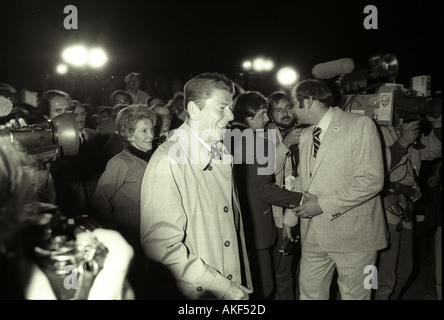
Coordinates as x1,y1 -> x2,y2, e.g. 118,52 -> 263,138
87,229 -> 134,300
389,120 -> 420,170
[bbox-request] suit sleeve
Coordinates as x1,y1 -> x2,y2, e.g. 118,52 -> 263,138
249,137 -> 302,208
318,116 -> 385,220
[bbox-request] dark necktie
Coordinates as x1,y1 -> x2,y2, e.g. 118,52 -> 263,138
80,132 -> 87,144
158,135 -> 167,145
312,126 -> 321,158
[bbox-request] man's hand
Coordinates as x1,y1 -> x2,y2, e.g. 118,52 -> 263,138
282,128 -> 303,149
222,281 -> 249,300
398,120 -> 421,149
293,191 -> 323,219
0,118 -> 28,130
283,223 -> 294,242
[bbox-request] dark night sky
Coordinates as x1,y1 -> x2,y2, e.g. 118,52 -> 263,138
0,0 -> 442,93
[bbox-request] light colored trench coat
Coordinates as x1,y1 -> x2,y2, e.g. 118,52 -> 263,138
140,123 -> 253,299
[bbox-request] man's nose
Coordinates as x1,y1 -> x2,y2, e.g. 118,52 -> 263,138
225,108 -> 234,122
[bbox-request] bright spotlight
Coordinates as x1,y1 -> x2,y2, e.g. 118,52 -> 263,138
62,45 -> 88,67
56,64 -> 68,74
252,58 -> 265,72
88,48 -> 108,68
264,59 -> 274,71
242,60 -> 252,71
277,67 -> 299,86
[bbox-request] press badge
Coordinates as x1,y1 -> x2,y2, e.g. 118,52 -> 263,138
285,175 -> 296,191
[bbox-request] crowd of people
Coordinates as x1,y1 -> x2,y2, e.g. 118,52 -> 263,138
0,70 -> 441,300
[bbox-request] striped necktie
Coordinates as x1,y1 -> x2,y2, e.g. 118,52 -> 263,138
312,126 -> 322,158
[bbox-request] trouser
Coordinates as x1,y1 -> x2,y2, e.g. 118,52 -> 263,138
249,248 -> 274,300
272,226 -> 299,300
375,223 -> 413,300
299,224 -> 377,300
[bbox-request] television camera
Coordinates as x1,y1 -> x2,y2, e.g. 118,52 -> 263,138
312,54 -> 438,150
0,112 -> 80,160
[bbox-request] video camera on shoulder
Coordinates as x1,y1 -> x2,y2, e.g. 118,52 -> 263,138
0,112 -> 80,161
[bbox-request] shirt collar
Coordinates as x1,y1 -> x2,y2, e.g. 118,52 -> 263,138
186,123 -> 231,169
189,125 -> 212,153
316,107 -> 335,133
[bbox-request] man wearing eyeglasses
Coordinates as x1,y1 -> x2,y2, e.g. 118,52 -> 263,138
109,90 -> 132,108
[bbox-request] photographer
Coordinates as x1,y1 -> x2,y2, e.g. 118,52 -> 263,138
0,142 -> 134,300
266,90 -> 304,300
375,98 -> 442,300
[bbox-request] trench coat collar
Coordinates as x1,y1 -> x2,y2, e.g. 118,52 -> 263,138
174,123 -> 232,170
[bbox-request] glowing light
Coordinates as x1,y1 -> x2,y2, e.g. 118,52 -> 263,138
88,48 -> 108,68
62,45 -> 108,68
263,59 -> 274,71
62,45 -> 88,66
252,58 -> 265,72
242,60 -> 252,70
56,64 -> 68,74
277,67 -> 299,86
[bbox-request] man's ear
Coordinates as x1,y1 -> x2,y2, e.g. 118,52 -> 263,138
303,97 -> 314,109
187,101 -> 200,120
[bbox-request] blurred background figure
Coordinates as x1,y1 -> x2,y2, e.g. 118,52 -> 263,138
97,90 -> 132,139
110,90 -> 132,108
125,72 -> 150,105
152,104 -> 172,147
167,91 -> 186,129
92,104 -> 157,299
56,100 -> 104,216
147,96 -> 166,109
37,90 -> 73,121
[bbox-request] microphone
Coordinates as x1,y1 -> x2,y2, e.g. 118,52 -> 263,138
0,95 -> 13,118
312,58 -> 355,79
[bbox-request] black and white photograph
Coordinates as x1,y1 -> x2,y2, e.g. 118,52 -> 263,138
0,0 -> 441,313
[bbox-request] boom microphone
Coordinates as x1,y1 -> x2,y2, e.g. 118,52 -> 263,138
312,58 -> 355,79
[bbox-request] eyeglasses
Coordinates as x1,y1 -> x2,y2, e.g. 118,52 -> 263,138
74,112 -> 88,117
116,99 -> 129,104
160,114 -> 173,120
